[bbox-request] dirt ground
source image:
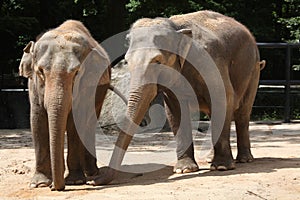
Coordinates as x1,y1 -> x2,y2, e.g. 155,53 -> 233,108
0,122 -> 299,200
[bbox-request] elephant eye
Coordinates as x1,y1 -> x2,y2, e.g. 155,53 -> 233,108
151,58 -> 161,65
38,67 -> 44,75
37,67 -> 45,81
152,55 -> 163,65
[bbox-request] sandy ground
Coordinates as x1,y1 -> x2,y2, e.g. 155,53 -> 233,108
0,122 -> 299,200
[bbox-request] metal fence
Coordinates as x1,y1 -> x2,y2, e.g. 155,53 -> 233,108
256,43 -> 300,123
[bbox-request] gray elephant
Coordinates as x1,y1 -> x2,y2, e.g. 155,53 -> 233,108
19,20 -> 112,191
91,10 -> 266,185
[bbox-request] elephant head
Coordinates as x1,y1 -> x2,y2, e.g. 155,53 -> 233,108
19,20 -> 110,190
122,19 -> 193,122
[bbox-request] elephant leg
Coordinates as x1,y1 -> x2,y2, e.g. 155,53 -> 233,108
234,71 -> 259,163
30,98 -> 52,188
163,91 -> 198,174
210,88 -> 235,171
65,114 -> 87,185
83,84 -> 110,178
234,109 -> 254,163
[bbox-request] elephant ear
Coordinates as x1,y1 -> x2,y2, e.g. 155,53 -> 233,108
177,29 -> 193,67
74,48 -> 110,94
19,41 -> 35,78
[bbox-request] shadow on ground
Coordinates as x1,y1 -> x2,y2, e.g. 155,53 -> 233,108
64,156 -> 300,192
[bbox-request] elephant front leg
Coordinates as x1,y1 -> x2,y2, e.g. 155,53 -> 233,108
30,104 -> 52,188
164,92 -> 198,174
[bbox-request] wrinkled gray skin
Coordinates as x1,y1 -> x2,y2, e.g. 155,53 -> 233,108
19,20 -> 111,191
91,10 -> 266,185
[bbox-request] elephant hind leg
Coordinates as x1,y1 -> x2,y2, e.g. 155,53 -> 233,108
65,114 -> 88,185
64,170 -> 86,185
234,110 -> 254,163
234,69 -> 259,163
234,103 -> 254,163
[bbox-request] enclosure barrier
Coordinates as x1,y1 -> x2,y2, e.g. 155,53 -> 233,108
257,43 -> 300,123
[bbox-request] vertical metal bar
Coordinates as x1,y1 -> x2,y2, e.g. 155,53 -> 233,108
0,61 -> 3,91
284,45 -> 291,123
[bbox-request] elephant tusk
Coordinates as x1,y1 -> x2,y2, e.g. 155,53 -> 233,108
109,85 -> 128,105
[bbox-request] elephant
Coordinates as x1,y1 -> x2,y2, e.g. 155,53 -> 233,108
90,10 -> 266,185
19,20 -> 113,191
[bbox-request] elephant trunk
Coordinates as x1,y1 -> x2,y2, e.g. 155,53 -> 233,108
114,83 -> 157,163
92,82 -> 157,185
45,74 -> 73,191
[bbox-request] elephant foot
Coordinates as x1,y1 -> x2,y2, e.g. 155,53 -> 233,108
50,182 -> 65,191
210,156 -> 235,171
86,166 -> 116,186
236,149 -> 254,163
174,157 -> 199,174
65,170 -> 86,185
30,172 -> 52,188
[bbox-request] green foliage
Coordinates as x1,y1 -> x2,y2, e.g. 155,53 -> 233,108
292,65 -> 300,71
124,1 -> 290,42
126,0 -> 141,13
293,108 -> 300,119
188,0 -> 203,11
278,16 -> 300,42
261,111 -> 281,121
80,1 -> 99,17
125,0 -> 211,24
276,0 -> 300,42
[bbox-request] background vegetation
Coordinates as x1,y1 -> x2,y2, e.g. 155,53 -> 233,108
0,0 -> 299,122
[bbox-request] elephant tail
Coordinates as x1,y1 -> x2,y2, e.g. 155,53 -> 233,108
109,85 -> 128,105
255,44 -> 266,70
258,60 -> 266,70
